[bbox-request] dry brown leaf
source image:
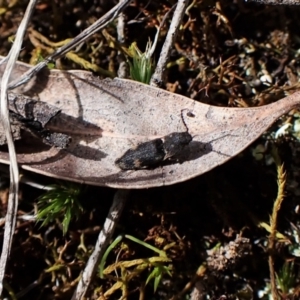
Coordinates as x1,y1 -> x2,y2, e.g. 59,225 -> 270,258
0,58 -> 299,189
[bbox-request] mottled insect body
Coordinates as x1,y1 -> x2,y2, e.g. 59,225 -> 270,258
115,109 -> 194,170
115,131 -> 192,170
162,132 -> 192,159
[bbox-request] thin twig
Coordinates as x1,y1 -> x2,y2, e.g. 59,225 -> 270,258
0,0 -> 37,295
72,11 -> 130,299
147,4 -> 176,61
0,164 -> 54,191
8,0 -> 132,90
268,147 -> 286,300
117,11 -> 128,78
71,189 -> 130,300
150,0 -> 190,87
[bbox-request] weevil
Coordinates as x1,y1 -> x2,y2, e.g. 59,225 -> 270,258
115,110 -> 193,170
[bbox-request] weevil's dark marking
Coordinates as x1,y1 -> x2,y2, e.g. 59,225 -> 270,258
162,132 -> 192,160
115,138 -> 165,170
115,132 -> 192,170
115,110 -> 194,170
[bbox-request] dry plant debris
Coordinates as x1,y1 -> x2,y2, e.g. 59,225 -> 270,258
1,60 -> 300,190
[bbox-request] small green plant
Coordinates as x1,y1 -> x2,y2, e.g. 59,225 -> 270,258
276,262 -> 295,296
99,234 -> 172,297
36,182 -> 84,235
128,41 -> 155,84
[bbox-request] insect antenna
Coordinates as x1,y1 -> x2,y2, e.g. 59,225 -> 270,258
180,109 -> 195,133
